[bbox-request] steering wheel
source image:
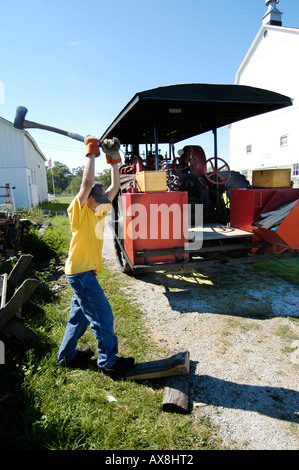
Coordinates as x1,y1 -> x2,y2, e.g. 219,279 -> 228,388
204,157 -> 231,185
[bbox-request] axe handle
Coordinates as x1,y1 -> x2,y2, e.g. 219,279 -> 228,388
23,119 -> 99,144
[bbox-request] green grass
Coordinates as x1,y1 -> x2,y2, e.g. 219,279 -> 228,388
20,215 -> 71,262
0,213 -> 221,451
38,196 -> 73,212
253,257 -> 299,286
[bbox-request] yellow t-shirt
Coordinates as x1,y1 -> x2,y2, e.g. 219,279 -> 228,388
65,195 -> 111,275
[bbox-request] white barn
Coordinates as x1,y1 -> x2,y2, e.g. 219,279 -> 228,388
230,0 -> 299,187
0,117 -> 48,209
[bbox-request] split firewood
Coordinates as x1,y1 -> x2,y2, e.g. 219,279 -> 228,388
163,374 -> 189,414
0,278 -> 39,331
125,351 -> 190,381
7,254 -> 33,288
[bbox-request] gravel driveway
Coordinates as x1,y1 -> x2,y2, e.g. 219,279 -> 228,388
103,223 -> 299,450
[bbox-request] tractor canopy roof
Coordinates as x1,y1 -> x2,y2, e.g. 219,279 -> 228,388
100,83 -> 292,145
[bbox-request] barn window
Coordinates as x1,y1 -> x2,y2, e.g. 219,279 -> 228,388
292,163 -> 299,176
280,135 -> 288,147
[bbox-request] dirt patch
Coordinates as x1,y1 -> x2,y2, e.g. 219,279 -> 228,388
102,223 -> 299,450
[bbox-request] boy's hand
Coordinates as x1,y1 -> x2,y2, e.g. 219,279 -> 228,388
102,137 -> 121,164
85,135 -> 100,157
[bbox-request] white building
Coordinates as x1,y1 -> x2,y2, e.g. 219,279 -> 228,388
230,0 -> 299,186
0,116 -> 48,209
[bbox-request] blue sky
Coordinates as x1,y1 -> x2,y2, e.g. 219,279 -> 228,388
1,0 -> 299,173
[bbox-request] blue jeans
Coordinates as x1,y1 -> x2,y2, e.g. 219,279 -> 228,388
57,270 -> 118,368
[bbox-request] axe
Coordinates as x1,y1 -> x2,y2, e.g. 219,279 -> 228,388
14,106 -> 101,145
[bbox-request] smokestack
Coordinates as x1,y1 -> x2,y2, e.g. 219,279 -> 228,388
262,0 -> 283,26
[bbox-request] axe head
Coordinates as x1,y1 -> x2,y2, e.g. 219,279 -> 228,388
14,106 -> 28,129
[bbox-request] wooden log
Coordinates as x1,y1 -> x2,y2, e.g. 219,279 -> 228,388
163,374 -> 189,414
7,254 -> 33,288
126,351 -> 190,381
0,279 -> 39,331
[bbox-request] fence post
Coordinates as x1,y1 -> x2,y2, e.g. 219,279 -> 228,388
4,183 -> 16,210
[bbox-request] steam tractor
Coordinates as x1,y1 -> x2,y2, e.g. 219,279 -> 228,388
100,84 -> 299,273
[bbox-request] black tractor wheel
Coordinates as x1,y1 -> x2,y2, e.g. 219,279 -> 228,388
113,237 -> 132,273
220,171 -> 250,199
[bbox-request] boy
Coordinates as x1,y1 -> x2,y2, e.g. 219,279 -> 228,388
57,135 -> 134,377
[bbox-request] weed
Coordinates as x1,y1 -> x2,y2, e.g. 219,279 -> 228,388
221,331 -> 232,337
221,339 -> 233,352
282,346 -> 297,355
226,318 -> 241,329
19,206 -> 46,225
240,322 -> 260,333
0,253 -> 18,275
275,325 -> 299,341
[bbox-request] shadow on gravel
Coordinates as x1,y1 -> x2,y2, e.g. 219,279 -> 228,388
138,264 -> 299,319
191,374 -> 299,423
